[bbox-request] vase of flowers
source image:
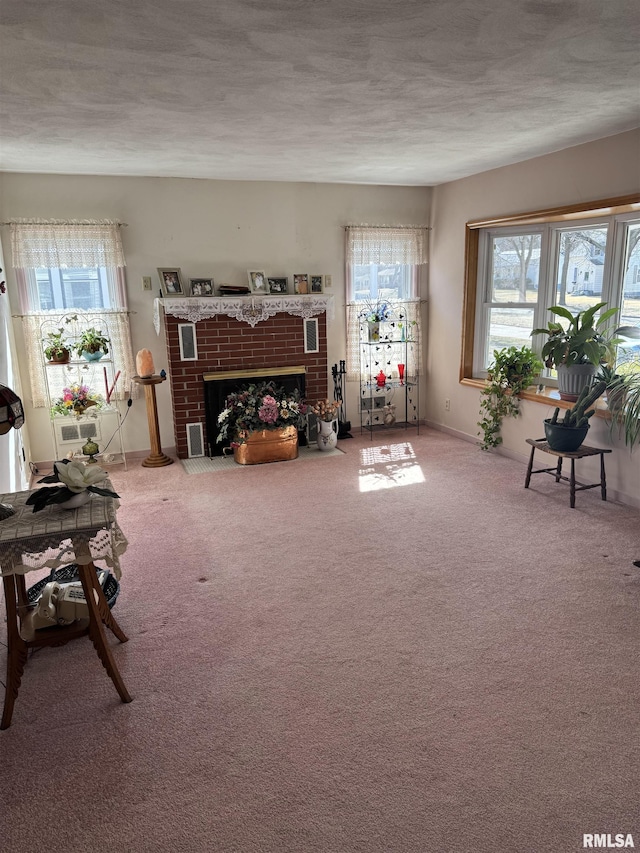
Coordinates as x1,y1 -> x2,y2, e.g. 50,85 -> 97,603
311,399 -> 340,452
362,300 -> 391,342
25,459 -> 119,512
51,384 -> 104,419
217,381 -> 307,464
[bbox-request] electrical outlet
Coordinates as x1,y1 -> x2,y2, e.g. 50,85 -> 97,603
142,276 -> 153,291
445,398 -> 450,411
324,274 -> 332,288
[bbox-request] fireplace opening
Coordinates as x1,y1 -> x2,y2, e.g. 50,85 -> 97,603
203,366 -> 307,456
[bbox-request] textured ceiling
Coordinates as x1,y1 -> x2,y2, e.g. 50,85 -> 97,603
1,0 -> 639,186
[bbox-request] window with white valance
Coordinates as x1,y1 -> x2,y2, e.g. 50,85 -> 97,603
345,225 -> 427,381
9,220 -> 137,406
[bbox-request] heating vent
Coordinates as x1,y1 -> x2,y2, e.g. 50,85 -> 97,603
186,422 -> 205,457
179,324 -> 198,361
303,317 -> 319,353
55,419 -> 100,444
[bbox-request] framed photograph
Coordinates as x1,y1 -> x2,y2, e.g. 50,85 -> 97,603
189,278 -> 214,297
247,270 -> 268,293
293,273 -> 309,294
267,276 -> 288,294
158,268 -> 185,297
310,275 -> 323,294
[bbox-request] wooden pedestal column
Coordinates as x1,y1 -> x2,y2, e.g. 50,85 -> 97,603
133,375 -> 174,468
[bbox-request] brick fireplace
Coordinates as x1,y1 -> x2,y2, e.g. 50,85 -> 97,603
161,306 -> 329,458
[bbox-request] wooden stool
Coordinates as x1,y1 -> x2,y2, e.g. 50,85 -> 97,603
524,438 -> 612,508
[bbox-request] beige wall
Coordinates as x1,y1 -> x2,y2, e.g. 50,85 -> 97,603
0,174 -> 430,462
427,128 -> 640,505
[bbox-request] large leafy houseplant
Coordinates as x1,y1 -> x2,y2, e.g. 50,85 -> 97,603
531,302 -> 639,368
478,345 -> 542,450
217,381 -> 307,446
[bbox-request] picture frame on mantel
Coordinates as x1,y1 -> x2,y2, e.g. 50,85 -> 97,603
293,273 -> 309,294
310,275 -> 323,294
248,270 -> 268,294
268,277 -> 288,294
159,268 -> 185,297
189,278 -> 214,297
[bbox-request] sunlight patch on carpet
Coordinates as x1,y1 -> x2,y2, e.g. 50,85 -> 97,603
358,441 -> 425,491
181,444 -> 344,474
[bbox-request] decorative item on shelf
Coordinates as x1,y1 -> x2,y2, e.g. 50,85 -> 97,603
367,321 -> 380,342
0,384 -> 25,434
397,363 -> 405,385
51,383 -> 104,419
383,403 -> 396,426
376,370 -> 387,388
311,399 -> 340,452
217,381 -> 307,464
531,302 -> 640,401
74,327 -> 110,361
43,328 -> 72,364
543,380 -> 606,453
25,459 -> 120,513
136,348 -> 155,379
81,437 -> 100,463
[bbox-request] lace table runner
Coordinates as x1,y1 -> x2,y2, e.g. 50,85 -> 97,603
0,489 -> 127,580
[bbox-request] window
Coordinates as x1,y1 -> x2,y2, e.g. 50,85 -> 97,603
345,226 -> 427,380
463,195 -> 640,384
9,219 -> 137,407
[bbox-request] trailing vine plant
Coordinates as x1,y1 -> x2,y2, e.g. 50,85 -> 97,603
478,345 -> 542,451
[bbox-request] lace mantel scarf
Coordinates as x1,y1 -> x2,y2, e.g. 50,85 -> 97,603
153,295 -> 334,333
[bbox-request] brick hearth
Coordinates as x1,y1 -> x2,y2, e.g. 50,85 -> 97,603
163,312 -> 328,458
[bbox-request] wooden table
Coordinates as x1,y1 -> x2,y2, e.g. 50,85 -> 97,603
133,374 -> 173,467
0,488 -> 132,729
524,438 -> 612,508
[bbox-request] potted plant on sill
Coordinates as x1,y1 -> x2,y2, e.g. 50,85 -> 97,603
544,379 -> 606,453
216,381 -> 308,464
74,327 -> 111,361
43,328 -> 72,364
598,364 -> 640,449
531,302 -> 639,402
477,345 -> 542,451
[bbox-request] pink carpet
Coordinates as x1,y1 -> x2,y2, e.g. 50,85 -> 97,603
1,428 -> 639,852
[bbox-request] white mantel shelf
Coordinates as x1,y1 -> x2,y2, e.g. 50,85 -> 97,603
153,294 -> 334,333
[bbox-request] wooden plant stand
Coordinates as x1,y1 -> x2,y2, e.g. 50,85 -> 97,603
524,438 -> 611,509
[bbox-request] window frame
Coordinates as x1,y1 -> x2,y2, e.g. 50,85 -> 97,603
462,194 -> 640,390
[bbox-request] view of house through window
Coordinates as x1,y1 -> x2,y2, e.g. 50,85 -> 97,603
470,204 -> 640,379
33,266 -> 113,311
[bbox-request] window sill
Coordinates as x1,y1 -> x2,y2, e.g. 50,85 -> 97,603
460,378 -> 609,418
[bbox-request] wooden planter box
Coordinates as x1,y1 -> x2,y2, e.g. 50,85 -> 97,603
233,426 -> 299,465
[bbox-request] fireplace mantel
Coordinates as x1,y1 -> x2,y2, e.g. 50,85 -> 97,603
153,294 -> 334,333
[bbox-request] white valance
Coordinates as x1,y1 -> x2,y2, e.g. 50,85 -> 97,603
346,226 -> 427,266
10,220 -> 126,269
154,295 -> 334,333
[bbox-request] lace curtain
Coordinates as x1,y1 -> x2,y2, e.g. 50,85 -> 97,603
345,226 -> 427,381
10,220 -> 137,407
10,220 -> 126,269
345,226 -> 427,266
22,310 -> 137,408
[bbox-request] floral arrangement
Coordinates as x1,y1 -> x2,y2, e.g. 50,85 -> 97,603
361,298 -> 391,323
311,399 -> 340,422
217,381 -> 307,445
51,383 -> 104,417
25,459 -> 119,513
